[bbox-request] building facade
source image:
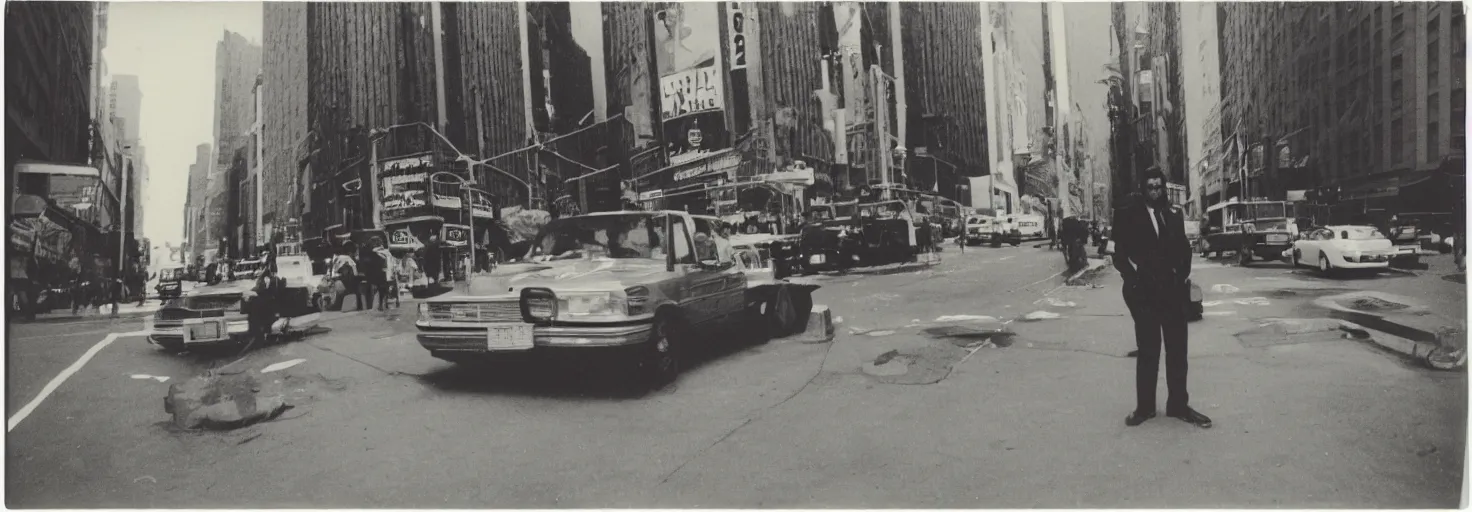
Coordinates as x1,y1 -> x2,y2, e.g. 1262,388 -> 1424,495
208,30 -> 262,259
901,1 -> 990,199
261,2 -> 309,241
1218,2 -> 1464,219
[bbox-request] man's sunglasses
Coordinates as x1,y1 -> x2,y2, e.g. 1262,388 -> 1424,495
1145,183 -> 1165,190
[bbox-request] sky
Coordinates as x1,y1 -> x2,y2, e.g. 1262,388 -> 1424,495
108,1 -> 613,248
104,1 -> 263,248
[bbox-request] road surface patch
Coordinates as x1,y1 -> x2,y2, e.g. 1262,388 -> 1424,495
1233,297 -> 1272,306
1212,284 -> 1241,294
8,330 -> 147,432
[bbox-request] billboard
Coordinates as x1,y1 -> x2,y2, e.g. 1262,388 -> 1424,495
654,4 -> 730,164
379,154 -> 433,222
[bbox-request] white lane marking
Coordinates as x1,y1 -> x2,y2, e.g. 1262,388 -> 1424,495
12,323 -> 144,341
8,330 -> 147,432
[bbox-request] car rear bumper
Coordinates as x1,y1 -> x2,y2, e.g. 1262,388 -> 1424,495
416,322 -> 656,353
148,319 -> 252,348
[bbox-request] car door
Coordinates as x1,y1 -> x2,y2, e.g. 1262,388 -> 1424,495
689,218 -> 746,324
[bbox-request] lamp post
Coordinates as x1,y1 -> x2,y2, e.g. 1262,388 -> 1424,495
430,171 -> 476,289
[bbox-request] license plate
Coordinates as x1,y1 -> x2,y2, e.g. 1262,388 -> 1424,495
182,320 -> 223,344
1266,234 -> 1288,243
486,323 -> 534,351
810,254 -> 826,264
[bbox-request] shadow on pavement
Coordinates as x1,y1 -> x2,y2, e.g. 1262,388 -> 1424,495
415,332 -> 773,399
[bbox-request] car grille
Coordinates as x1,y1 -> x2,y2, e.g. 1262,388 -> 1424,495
440,301 -> 522,323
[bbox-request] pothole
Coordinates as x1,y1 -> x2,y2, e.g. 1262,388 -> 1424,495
1340,296 -> 1412,312
922,326 -> 1016,348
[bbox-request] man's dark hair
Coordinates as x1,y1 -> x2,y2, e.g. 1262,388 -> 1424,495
1140,166 -> 1168,187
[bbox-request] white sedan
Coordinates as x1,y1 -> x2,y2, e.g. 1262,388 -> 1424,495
1289,225 -> 1396,273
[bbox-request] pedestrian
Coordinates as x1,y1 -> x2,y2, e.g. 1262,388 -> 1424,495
247,261 -> 285,343
357,239 -> 383,310
1111,166 -> 1212,429
422,234 -> 443,285
330,244 -> 361,311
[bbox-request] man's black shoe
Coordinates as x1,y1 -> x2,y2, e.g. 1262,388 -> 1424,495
1125,410 -> 1156,426
1167,406 -> 1213,428
1126,350 -> 1139,357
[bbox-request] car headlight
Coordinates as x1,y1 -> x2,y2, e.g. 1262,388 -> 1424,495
418,303 -> 450,321
624,286 -> 650,316
558,292 -> 623,317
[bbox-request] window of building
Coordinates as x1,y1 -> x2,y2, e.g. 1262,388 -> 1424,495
1373,123 -> 1384,166
1429,92 -> 1440,117
1391,118 -> 1405,163
1391,79 -> 1403,104
1429,15 -> 1440,36
1428,122 -> 1441,160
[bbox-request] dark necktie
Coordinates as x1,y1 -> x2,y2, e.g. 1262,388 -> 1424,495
1152,208 -> 1167,239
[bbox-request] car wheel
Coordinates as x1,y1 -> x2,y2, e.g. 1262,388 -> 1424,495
638,313 -> 684,390
1319,254 -> 1333,275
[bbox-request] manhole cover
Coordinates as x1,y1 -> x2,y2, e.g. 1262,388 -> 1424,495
1341,296 -> 1412,312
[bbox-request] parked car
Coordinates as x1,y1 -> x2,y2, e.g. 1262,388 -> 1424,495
414,210 -> 752,390
1289,225 -> 1395,274
147,255 -> 323,352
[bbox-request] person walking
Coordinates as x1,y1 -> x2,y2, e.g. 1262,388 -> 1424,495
421,234 -> 443,285
330,244 -> 362,311
357,239 -> 383,310
1111,167 -> 1212,429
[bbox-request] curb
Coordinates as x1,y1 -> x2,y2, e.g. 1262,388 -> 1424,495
1309,292 -> 1466,370
783,304 -> 835,344
1310,292 -> 1442,343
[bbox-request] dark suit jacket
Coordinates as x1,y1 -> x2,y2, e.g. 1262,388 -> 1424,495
1111,199 -> 1192,312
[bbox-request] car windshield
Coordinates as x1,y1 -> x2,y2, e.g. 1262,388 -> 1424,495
1342,227 -> 1387,240
528,214 -> 669,262
806,207 -> 835,221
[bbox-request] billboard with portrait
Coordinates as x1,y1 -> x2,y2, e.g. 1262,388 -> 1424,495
379,154 -> 433,222
654,4 -> 730,164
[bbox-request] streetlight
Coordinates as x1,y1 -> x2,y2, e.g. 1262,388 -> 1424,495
429,170 -> 476,290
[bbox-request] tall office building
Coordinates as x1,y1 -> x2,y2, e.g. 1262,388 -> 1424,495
209,30 -> 262,256
1218,2 -> 1464,217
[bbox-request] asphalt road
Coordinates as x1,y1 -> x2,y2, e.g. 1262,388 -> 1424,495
6,245 -> 1465,508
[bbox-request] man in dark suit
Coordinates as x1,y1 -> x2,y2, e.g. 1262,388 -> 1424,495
1111,167 -> 1212,428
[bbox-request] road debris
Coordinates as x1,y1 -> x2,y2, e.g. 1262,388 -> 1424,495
866,330 -> 896,337
1212,284 -> 1241,294
164,373 -> 292,431
130,374 -> 170,383
1022,311 -> 1062,321
934,315 -> 999,323
1233,297 -> 1271,306
260,359 -> 307,374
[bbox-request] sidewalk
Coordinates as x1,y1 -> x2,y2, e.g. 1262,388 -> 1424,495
22,303 -> 162,324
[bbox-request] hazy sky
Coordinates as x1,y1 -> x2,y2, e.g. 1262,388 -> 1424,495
105,1 -> 263,247
108,1 -> 608,247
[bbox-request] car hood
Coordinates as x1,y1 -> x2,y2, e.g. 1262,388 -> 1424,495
432,258 -> 672,300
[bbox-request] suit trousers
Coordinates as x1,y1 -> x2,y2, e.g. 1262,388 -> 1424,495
1123,283 -> 1189,412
